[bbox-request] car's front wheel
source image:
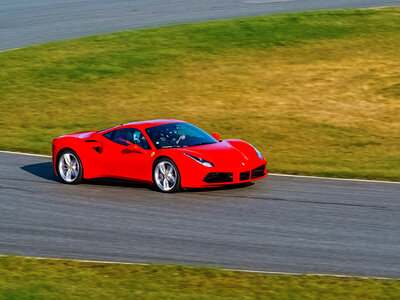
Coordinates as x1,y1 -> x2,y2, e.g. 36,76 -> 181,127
57,150 -> 83,184
153,158 -> 181,193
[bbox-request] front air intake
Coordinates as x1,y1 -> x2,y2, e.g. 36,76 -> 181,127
203,172 -> 233,183
240,171 -> 250,181
251,164 -> 266,179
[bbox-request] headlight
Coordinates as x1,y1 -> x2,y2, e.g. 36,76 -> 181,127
250,144 -> 263,160
184,153 -> 214,167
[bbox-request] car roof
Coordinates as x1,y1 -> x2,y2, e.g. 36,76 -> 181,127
100,119 -> 185,132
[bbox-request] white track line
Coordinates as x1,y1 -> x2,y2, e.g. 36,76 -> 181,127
0,46 -> 25,53
1,150 -> 399,184
0,255 -> 394,280
0,150 -> 51,158
268,173 -> 400,184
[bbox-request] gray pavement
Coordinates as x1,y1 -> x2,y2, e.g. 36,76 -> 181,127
1,0 -> 399,51
2,0 -> 400,279
1,152 -> 399,278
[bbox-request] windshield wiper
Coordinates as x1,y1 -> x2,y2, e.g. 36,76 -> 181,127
160,145 -> 183,149
193,142 -> 215,146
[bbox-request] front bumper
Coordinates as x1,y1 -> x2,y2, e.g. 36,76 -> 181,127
201,163 -> 267,187
179,160 -> 268,188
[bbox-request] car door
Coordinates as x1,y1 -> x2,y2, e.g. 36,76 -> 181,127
100,128 -> 153,181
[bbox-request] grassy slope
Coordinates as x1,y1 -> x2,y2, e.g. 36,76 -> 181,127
1,8 -> 399,180
0,256 -> 399,299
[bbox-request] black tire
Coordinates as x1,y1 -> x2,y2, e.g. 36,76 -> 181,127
153,158 -> 181,193
57,149 -> 83,184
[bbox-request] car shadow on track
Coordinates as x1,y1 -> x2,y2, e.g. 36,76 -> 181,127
21,162 -> 253,193
21,162 -> 61,182
85,178 -> 156,191
20,162 -> 154,190
184,182 -> 254,193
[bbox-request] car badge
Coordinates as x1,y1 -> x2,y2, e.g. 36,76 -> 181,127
242,162 -> 245,166
151,152 -> 155,157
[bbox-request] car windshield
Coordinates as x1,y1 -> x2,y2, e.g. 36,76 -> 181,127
145,122 -> 218,149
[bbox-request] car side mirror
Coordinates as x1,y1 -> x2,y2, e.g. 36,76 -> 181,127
211,133 -> 220,142
126,143 -> 145,154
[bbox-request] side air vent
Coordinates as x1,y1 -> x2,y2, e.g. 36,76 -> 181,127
85,140 -> 103,153
93,147 -> 102,153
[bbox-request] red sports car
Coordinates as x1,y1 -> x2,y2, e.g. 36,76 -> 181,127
52,120 -> 267,192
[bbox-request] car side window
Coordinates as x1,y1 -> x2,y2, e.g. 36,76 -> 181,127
103,128 -> 151,149
103,130 -> 115,142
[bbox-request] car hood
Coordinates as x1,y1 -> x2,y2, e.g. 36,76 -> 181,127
180,140 -> 258,169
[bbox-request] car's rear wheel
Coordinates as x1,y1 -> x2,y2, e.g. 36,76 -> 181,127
153,158 -> 181,193
57,150 -> 83,184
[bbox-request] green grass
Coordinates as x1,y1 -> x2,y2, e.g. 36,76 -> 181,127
1,7 -> 400,180
0,256 -> 399,299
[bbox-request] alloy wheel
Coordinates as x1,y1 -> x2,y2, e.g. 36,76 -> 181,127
154,160 -> 178,192
58,152 -> 80,183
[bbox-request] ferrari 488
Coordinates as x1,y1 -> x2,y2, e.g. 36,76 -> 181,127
52,120 -> 267,192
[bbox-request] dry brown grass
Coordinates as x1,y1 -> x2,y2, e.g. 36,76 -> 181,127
1,256 -> 400,299
1,7 -> 399,179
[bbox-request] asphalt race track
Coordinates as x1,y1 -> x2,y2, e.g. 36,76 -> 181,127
1,0 -> 400,278
1,0 -> 399,51
1,152 -> 399,278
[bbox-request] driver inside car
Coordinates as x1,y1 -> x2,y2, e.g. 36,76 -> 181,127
132,130 -> 150,149
166,125 -> 186,145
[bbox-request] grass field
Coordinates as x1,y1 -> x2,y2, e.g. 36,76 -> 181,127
1,7 -> 399,180
0,256 -> 399,299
